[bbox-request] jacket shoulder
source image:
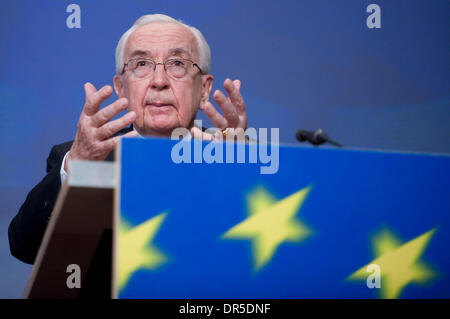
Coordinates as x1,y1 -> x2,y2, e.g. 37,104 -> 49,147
50,141 -> 73,156
46,141 -> 73,173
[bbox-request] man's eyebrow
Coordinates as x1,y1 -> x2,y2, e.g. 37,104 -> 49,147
168,47 -> 191,57
129,50 -> 151,58
127,48 -> 191,60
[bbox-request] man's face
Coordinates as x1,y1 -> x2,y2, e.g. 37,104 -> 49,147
114,22 -> 213,136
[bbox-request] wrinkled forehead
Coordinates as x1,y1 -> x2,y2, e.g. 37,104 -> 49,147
124,22 -> 199,61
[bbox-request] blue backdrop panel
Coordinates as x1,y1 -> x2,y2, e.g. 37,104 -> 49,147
119,138 -> 450,298
1,0 -> 449,298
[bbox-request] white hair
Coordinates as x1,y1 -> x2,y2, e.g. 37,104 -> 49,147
115,14 -> 211,75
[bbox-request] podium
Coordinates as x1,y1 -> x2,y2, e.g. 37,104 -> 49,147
24,161 -> 116,298
25,138 -> 450,298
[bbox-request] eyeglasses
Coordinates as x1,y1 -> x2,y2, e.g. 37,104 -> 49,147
122,58 -> 203,79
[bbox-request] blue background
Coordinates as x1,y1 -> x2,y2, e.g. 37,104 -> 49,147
0,0 -> 449,298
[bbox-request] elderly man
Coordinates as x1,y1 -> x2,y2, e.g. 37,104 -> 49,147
9,14 -> 248,264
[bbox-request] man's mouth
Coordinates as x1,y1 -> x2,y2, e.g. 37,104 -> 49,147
146,102 -> 174,108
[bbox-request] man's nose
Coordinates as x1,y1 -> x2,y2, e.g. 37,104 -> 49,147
150,64 -> 170,91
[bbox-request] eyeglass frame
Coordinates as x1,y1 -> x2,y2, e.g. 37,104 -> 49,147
121,57 -> 204,79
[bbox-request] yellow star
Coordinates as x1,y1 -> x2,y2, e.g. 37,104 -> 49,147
246,186 -> 277,216
348,228 -> 437,299
118,213 -> 168,292
223,186 -> 312,271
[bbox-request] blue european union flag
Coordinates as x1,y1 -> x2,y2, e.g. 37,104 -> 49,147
117,138 -> 450,299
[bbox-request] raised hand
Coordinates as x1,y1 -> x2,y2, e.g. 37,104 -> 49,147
191,78 -> 248,141
65,82 -> 138,171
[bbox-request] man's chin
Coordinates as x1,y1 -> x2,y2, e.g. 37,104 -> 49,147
139,120 -> 180,137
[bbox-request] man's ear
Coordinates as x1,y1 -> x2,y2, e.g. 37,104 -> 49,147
200,74 -> 214,109
113,75 -> 124,98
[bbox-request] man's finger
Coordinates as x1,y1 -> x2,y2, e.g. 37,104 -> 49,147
202,101 -> 228,130
190,126 -> 214,141
213,89 -> 238,126
84,82 -> 97,97
96,111 -> 136,140
102,130 -> 139,153
224,78 -> 246,112
122,130 -> 139,138
83,82 -> 97,115
83,84 -> 113,116
91,98 -> 129,127
233,79 -> 241,90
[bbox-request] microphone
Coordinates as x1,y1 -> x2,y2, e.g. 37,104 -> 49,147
296,128 -> 343,147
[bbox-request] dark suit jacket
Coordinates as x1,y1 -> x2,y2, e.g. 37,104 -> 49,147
8,127 -> 132,264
